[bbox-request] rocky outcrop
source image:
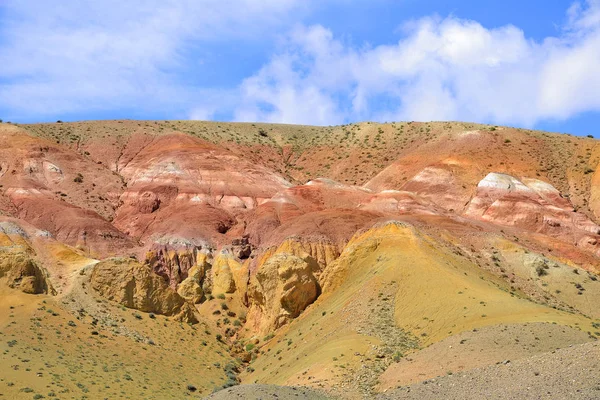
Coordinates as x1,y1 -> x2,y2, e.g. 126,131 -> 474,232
231,236 -> 252,259
144,238 -> 212,289
247,253 -> 319,333
176,250 -> 213,303
0,252 -> 54,294
177,263 -> 205,304
90,258 -> 198,323
0,220 -> 54,295
144,237 -> 254,301
211,251 -> 246,295
256,238 -> 340,280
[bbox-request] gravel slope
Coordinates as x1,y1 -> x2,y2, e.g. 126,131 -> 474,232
377,341 -> 600,400
208,342 -> 600,400
205,384 -> 335,400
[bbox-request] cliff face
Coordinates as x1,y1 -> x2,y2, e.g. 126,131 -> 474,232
247,253 -> 319,334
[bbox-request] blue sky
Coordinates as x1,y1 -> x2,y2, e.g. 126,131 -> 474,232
0,1 -> 599,136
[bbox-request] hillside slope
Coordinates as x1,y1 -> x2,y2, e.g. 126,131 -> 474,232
1,120 -> 599,399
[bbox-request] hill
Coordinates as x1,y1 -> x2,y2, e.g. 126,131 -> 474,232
0,120 -> 599,399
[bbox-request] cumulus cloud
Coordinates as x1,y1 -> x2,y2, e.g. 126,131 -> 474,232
0,0 -> 304,120
234,0 -> 600,127
1,1 -> 600,127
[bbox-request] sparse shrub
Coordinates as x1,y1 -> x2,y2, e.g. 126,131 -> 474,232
216,362 -> 240,390
217,293 -> 226,300
393,351 -> 403,362
187,384 -> 197,392
263,333 -> 274,341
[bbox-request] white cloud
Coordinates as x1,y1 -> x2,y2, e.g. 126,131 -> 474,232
0,0 -> 304,120
568,0 -> 600,31
233,26 -> 348,125
234,0 -> 600,127
1,1 -> 600,127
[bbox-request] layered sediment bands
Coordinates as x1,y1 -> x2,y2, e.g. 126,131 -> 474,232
7,189 -> 134,258
387,162 -> 477,213
0,220 -> 32,249
246,179 -> 379,247
90,258 -> 198,323
359,189 -> 444,216
247,253 -> 319,334
465,173 -> 600,254
0,126 -> 131,257
113,133 -> 290,244
6,120 -> 600,399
